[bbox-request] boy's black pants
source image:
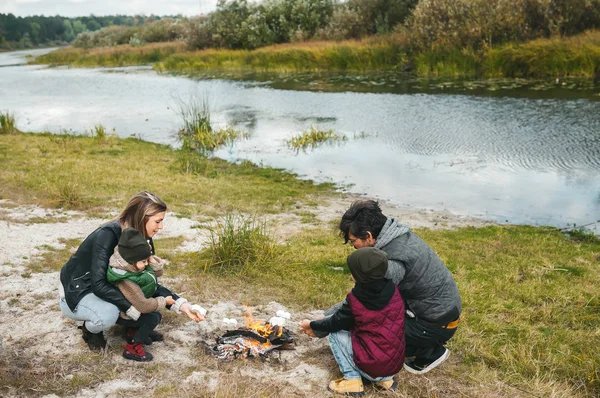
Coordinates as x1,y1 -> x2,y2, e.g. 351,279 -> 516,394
116,311 -> 162,343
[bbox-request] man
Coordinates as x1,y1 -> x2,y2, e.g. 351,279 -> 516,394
337,200 -> 461,374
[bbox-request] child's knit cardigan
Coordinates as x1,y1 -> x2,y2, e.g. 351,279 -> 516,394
108,249 -> 186,320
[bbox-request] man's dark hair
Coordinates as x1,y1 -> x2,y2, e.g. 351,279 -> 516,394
339,200 -> 387,243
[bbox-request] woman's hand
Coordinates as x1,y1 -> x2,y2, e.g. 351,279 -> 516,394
165,296 -> 176,306
299,319 -> 316,337
180,302 -> 204,322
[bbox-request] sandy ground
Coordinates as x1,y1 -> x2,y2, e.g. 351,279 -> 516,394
0,198 -> 492,397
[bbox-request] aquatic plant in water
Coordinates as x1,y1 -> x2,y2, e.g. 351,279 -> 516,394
287,126 -> 347,152
176,97 -> 247,155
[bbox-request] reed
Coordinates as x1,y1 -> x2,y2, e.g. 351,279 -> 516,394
0,111 -> 17,134
175,97 -> 247,156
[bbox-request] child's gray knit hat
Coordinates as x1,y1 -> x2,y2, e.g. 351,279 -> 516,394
118,227 -> 151,264
347,247 -> 388,283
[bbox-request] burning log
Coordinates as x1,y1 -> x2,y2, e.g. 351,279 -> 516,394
212,322 -> 295,360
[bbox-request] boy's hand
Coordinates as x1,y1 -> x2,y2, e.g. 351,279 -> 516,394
180,302 -> 204,323
299,319 -> 316,337
165,296 -> 176,306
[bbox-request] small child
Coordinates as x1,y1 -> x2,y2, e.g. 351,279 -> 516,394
107,227 -> 205,362
300,247 -> 405,397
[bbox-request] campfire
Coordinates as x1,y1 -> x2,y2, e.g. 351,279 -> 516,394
211,309 -> 295,359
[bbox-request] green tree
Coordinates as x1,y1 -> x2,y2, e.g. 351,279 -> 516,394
29,21 -> 41,43
63,20 -> 75,42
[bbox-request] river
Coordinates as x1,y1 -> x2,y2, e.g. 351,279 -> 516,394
1,48 -> 599,232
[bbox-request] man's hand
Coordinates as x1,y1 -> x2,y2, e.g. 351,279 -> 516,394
165,296 -> 176,306
299,319 -> 316,337
180,302 -> 204,322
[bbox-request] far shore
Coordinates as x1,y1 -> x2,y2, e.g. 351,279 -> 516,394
30,30 -> 600,81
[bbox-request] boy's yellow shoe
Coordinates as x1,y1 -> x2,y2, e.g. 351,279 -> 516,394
374,378 -> 398,391
328,378 -> 365,396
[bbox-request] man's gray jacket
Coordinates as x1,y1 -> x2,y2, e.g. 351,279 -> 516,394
376,218 -> 462,325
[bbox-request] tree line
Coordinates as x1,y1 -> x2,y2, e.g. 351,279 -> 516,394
4,0 -> 600,53
0,14 -> 168,49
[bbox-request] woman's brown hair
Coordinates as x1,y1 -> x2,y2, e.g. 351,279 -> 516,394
117,191 -> 167,239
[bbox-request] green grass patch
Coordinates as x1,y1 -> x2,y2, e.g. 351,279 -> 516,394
417,225 -> 600,394
0,131 -> 334,215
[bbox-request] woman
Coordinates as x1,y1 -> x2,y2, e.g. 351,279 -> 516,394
59,191 -> 199,350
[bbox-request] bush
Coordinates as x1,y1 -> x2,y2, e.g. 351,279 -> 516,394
404,0 -> 600,53
138,18 -> 186,43
184,17 -> 213,49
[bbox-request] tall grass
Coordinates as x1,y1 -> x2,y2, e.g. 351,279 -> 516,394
206,213 -> 277,272
155,39 -> 408,73
484,30 -> 600,78
90,124 -> 109,145
0,111 -> 17,134
175,97 -> 246,157
32,42 -> 186,67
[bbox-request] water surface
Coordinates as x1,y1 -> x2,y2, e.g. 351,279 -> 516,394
1,49 -> 598,232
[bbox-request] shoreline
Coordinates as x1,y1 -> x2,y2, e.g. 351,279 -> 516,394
30,31 -> 600,81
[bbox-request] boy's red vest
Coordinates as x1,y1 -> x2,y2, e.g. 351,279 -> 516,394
346,287 -> 405,377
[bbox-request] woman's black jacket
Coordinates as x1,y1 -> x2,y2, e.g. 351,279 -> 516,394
60,220 -> 153,312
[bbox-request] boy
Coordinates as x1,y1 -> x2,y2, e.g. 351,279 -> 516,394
107,228 -> 204,361
300,247 -> 405,396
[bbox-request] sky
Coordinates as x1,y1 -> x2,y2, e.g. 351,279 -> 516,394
0,0 -> 219,17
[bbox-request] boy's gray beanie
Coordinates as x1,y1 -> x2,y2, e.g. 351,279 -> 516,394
347,247 -> 388,283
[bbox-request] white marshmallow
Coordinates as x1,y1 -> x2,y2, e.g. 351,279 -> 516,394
276,310 -> 291,319
190,304 -> 207,317
269,316 -> 286,326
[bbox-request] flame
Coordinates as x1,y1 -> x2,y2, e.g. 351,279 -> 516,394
244,306 -> 283,338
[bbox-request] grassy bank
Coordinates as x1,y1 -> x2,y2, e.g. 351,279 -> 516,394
33,41 -> 186,67
31,31 -> 600,79
0,130 -> 334,215
1,130 -> 599,396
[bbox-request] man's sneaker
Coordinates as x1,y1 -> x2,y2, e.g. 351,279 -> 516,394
79,325 -> 106,351
123,341 -> 153,362
404,348 -> 450,374
374,378 -> 398,391
328,378 -> 364,397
